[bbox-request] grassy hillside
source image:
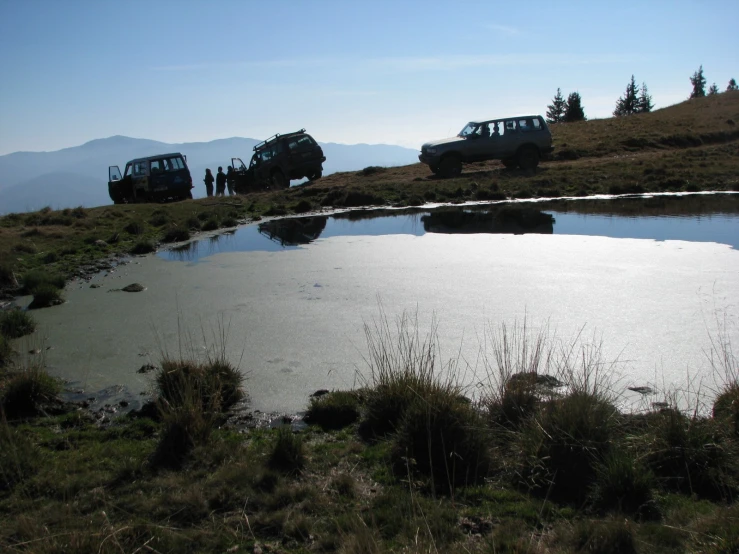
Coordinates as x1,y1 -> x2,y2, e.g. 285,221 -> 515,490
1,92 -> 738,292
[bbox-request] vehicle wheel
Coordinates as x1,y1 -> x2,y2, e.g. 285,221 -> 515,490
438,155 -> 462,178
429,165 -> 440,174
501,158 -> 516,169
516,146 -> 539,170
271,170 -> 288,189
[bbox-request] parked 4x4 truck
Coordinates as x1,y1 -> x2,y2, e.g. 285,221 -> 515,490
419,115 -> 553,177
230,129 -> 325,193
108,152 -> 193,204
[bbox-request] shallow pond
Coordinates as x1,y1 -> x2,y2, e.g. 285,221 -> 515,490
21,193 -> 739,414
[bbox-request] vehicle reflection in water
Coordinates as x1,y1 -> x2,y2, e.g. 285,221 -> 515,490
159,193 -> 739,263
258,216 -> 328,246
421,207 -> 554,235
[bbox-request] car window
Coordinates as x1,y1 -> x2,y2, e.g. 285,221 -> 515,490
287,135 -> 316,151
505,121 -> 517,133
532,118 -> 542,130
124,163 -> 132,177
518,119 -> 531,132
133,161 -> 147,176
150,160 -> 163,173
165,157 -> 185,170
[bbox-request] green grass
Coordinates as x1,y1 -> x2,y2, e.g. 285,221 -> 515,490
0,310 -> 36,339
269,427 -> 305,473
1,363 -> 61,419
305,391 -> 361,430
27,283 -> 64,309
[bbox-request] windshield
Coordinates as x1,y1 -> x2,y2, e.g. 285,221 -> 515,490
458,123 -> 479,137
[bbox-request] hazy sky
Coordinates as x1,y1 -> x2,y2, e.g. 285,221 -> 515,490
1,0 -> 737,155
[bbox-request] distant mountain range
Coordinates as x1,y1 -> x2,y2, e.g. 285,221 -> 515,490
0,136 -> 419,214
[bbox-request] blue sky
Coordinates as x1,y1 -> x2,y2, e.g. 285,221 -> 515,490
0,0 -> 737,155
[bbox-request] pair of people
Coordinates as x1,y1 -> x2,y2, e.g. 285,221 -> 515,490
203,166 -> 235,197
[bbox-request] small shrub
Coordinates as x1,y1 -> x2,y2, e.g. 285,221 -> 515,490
292,200 -> 312,214
572,519 -> 637,554
124,220 -> 145,235
0,310 -> 36,339
331,473 -> 356,498
221,217 -> 238,227
155,358 -> 243,414
264,205 -> 288,216
269,427 -> 305,473
1,365 -> 61,418
523,390 -> 617,504
0,263 -> 15,288
644,408 -> 737,500
20,269 -> 65,294
201,218 -> 220,231
41,251 -> 58,264
392,392 -> 490,490
360,166 -> 385,176
149,213 -> 169,227
130,240 -> 156,255
161,226 -> 190,243
152,399 -> 214,468
0,422 -> 41,491
714,384 -> 739,437
27,283 -> 64,309
185,216 -> 201,230
306,391 -> 360,430
196,211 -> 211,221
12,243 -> 37,254
0,334 -> 11,367
592,450 -> 656,516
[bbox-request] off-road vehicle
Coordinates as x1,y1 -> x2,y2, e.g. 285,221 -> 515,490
419,115 -> 553,177
230,129 -> 326,193
108,152 -> 193,204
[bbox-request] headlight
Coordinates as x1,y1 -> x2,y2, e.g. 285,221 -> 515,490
427,148 -> 437,154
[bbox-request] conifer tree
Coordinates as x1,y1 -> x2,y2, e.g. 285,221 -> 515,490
727,78 -> 738,92
690,65 -> 706,98
564,92 -> 586,122
546,88 -> 566,124
708,83 -> 719,95
637,82 -> 653,113
614,75 -> 640,116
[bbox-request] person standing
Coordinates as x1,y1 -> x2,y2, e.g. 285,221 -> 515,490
226,165 -> 235,196
216,166 -> 227,197
204,168 -> 214,197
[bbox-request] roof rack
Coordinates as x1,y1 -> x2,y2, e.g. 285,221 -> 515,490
253,129 -> 306,151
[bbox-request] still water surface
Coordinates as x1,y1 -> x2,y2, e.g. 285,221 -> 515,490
24,193 -> 739,414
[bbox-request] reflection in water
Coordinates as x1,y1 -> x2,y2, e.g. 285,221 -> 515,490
421,207 -> 554,235
158,193 -> 739,263
258,216 -> 328,246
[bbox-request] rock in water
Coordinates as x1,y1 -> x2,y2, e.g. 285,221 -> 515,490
121,283 -> 145,292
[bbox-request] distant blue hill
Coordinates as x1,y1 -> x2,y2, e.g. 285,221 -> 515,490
0,136 -> 419,213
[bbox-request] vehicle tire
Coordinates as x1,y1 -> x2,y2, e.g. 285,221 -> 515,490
501,158 -> 516,169
438,155 -> 462,178
429,165 -> 440,174
271,170 -> 288,189
516,146 -> 539,170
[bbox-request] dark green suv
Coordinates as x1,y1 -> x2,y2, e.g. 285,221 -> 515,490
419,115 -> 553,177
230,129 -> 326,193
108,152 -> 193,204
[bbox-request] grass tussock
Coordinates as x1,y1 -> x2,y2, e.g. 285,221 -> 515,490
0,334 -> 11,367
20,269 -> 65,294
1,363 -> 61,419
27,282 -> 64,309
306,391 -> 361,430
130,240 -> 155,254
269,427 -> 305,473
0,309 -> 36,339
161,226 -> 190,243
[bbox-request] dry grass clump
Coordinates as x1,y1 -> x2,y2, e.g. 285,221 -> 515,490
0,309 -> 36,339
0,363 -> 61,419
305,391 -> 361,430
269,427 -> 305,473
